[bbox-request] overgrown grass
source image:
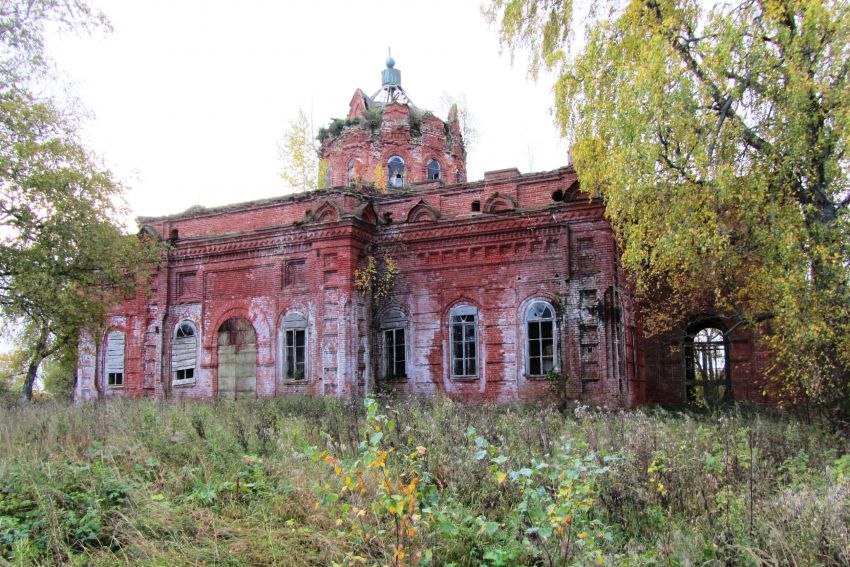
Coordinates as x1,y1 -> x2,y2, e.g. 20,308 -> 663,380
0,396 -> 847,565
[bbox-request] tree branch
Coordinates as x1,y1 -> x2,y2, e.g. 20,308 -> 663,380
645,0 -> 771,155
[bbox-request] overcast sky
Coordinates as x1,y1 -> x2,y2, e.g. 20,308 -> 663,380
45,0 -> 568,227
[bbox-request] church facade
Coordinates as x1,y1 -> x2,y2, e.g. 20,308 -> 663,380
74,59 -> 770,407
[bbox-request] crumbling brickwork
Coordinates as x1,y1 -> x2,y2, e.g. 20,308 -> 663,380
75,60 -> 765,408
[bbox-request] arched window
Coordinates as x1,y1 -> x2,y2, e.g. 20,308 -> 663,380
324,167 -> 333,189
172,321 -> 197,384
427,159 -> 441,181
282,312 -> 308,380
684,325 -> 730,404
450,305 -> 478,378
455,169 -> 462,184
381,309 -> 407,379
526,301 -> 557,376
347,159 -> 360,187
105,331 -> 125,387
388,156 -> 405,188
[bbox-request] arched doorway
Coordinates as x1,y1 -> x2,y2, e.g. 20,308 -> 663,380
683,323 -> 731,405
217,317 -> 257,400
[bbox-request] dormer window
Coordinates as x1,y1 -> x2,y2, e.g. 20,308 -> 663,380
388,156 -> 405,188
427,159 -> 441,181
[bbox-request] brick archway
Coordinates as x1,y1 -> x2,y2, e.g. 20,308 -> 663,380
216,317 -> 257,400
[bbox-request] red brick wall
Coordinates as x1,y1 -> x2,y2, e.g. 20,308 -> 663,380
79,164 -> 766,408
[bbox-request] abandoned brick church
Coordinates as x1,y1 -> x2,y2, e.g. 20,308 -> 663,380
74,58 -> 771,407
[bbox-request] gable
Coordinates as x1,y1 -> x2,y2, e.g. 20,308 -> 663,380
483,192 -> 517,213
406,200 -> 441,223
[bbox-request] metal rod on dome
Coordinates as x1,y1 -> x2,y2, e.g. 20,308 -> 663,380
372,49 -> 414,106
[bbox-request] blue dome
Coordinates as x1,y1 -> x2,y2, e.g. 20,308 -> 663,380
386,56 -> 395,68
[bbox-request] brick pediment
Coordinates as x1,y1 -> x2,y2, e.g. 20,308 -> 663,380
313,200 -> 341,223
406,200 -> 441,223
483,192 -> 517,213
351,201 -> 378,225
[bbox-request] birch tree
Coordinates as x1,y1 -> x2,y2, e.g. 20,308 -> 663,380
486,0 -> 850,413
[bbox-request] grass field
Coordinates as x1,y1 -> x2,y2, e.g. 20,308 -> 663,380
0,395 -> 847,566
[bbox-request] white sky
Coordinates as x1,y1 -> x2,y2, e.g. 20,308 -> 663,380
46,0 -> 568,227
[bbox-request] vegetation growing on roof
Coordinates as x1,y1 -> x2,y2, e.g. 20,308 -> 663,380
318,107 -> 386,144
360,107 -> 384,132
408,107 -> 424,137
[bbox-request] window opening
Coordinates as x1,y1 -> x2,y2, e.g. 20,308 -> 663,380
384,328 -> 406,378
455,169 -> 462,183
471,200 -> 481,212
526,302 -> 556,375
347,159 -> 359,187
451,306 -> 478,377
105,331 -> 125,387
388,156 -> 405,188
283,312 -> 308,380
684,326 -> 730,404
172,321 -> 197,383
427,159 -> 441,180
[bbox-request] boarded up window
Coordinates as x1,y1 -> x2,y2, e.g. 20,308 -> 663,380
172,321 -> 197,383
105,331 -> 125,387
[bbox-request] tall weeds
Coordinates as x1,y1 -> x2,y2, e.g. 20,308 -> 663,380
0,396 -> 847,565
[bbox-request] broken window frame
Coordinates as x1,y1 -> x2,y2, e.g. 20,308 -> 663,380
683,323 -> 731,405
172,321 -> 198,385
282,312 -> 308,381
380,308 -> 407,380
427,158 -> 441,181
525,301 -> 558,377
347,159 -> 360,187
388,155 -> 405,188
450,305 -> 478,379
105,331 -> 125,388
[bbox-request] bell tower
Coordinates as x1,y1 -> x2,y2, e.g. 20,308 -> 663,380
318,54 -> 467,190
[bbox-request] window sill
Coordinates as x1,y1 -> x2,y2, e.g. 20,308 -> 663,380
524,374 -> 558,381
283,378 -> 308,385
451,375 -> 479,382
172,379 -> 196,387
106,384 -> 124,389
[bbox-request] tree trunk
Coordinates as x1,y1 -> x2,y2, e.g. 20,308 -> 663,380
21,324 -> 49,402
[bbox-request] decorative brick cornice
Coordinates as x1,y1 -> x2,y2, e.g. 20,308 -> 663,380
169,222 -> 376,262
